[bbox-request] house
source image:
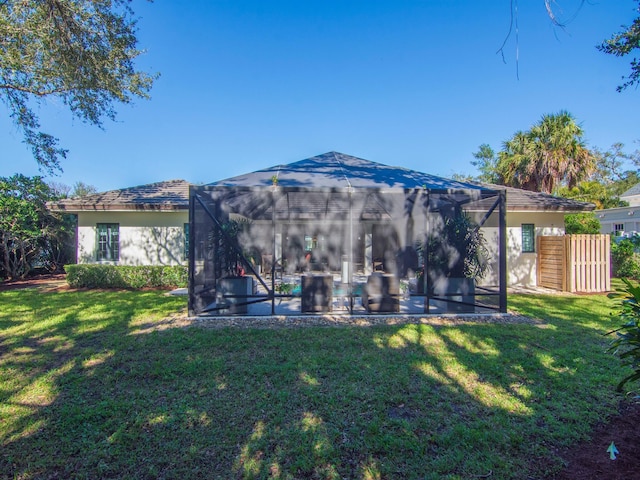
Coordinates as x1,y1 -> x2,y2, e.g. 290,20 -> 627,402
596,183 -> 640,236
48,179 -> 190,266
484,183 -> 594,287
49,153 -> 593,295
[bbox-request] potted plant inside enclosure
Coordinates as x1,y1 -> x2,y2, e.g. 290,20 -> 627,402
214,218 -> 255,314
426,211 -> 489,312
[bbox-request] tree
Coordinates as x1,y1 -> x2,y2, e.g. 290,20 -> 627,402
49,180 -> 98,198
0,175 -> 51,278
556,181 -> 624,209
0,174 -> 74,279
495,111 -> 595,194
565,212 -> 601,234
556,143 -> 640,207
598,1 -> 640,91
471,144 -> 500,184
591,143 -> 636,185
71,181 -> 98,197
0,0 -> 157,174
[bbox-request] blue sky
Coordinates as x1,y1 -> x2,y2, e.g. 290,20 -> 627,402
1,0 -> 639,193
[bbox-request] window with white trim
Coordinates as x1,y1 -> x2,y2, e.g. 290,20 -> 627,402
97,223 -> 119,261
614,223 -> 624,235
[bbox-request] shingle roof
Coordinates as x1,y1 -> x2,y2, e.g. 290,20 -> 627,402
481,183 -> 595,212
211,151 -> 593,212
621,183 -> 640,199
48,179 -> 190,212
46,153 -> 594,213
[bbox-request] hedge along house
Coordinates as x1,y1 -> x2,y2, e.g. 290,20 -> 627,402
189,152 -> 508,317
48,180 -> 190,266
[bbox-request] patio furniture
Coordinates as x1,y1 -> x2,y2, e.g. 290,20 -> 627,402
301,274 -> 333,313
362,273 -> 399,313
216,276 -> 256,314
262,254 -> 282,280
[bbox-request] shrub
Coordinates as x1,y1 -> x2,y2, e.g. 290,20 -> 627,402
607,278 -> 640,391
65,264 -> 187,289
611,238 -> 640,279
564,212 -> 601,234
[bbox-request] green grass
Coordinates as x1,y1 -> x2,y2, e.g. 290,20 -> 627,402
0,286 -> 632,479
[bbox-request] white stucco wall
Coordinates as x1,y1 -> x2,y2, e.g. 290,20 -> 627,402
480,211 -> 566,288
74,208 -> 567,286
76,211 -> 189,266
505,211 -> 565,287
621,194 -> 640,207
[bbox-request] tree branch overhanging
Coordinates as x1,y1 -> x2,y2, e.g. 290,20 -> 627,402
0,0 -> 158,174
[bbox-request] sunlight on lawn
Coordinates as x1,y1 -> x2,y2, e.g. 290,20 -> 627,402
235,421 -> 267,477
81,350 -> 115,371
298,371 -> 320,387
441,329 -> 500,356
1,359 -> 75,443
360,457 -> 382,480
377,324 -> 533,415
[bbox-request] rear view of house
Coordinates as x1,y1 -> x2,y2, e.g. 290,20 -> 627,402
47,153 -> 594,303
48,180 -> 190,266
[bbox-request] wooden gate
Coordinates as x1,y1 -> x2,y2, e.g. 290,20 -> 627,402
537,235 -> 611,293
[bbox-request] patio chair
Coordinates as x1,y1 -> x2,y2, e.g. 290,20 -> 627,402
362,273 -> 399,313
262,254 -> 282,280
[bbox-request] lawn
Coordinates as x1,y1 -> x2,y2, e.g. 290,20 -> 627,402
0,286 -> 631,479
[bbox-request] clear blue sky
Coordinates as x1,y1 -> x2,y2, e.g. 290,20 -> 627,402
1,0 -> 639,193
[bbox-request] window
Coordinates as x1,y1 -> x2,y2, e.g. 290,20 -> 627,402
614,223 -> 624,236
97,223 -> 119,261
521,224 -> 535,253
184,223 -> 189,260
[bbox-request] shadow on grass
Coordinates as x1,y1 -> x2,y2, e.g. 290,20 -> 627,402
0,289 -> 625,479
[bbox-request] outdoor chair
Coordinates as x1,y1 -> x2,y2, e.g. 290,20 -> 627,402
362,273 -> 399,313
262,254 -> 282,280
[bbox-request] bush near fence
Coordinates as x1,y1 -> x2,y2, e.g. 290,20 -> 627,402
611,237 -> 640,279
65,265 -> 188,289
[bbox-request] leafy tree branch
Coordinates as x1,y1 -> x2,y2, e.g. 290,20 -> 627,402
0,0 -> 158,173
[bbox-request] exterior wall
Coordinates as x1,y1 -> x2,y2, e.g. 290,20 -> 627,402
76,211 -> 189,266
505,211 -> 565,287
620,193 -> 640,207
74,207 -> 566,286
480,211 -> 565,288
596,206 -> 640,236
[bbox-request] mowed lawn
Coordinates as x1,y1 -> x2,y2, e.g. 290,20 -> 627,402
0,286 -> 630,479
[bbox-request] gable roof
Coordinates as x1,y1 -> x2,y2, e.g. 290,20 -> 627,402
621,182 -> 640,199
48,179 -> 190,212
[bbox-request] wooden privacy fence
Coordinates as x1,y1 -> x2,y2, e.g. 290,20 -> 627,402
537,234 -> 611,293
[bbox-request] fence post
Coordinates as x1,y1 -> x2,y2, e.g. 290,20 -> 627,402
564,235 -> 572,292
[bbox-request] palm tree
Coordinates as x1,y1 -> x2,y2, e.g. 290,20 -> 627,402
497,111 -> 595,194
497,130 -> 533,189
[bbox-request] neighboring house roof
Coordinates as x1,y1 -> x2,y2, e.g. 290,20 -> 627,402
621,182 -> 640,199
48,179 -> 190,212
619,182 -> 640,206
46,152 -> 594,213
